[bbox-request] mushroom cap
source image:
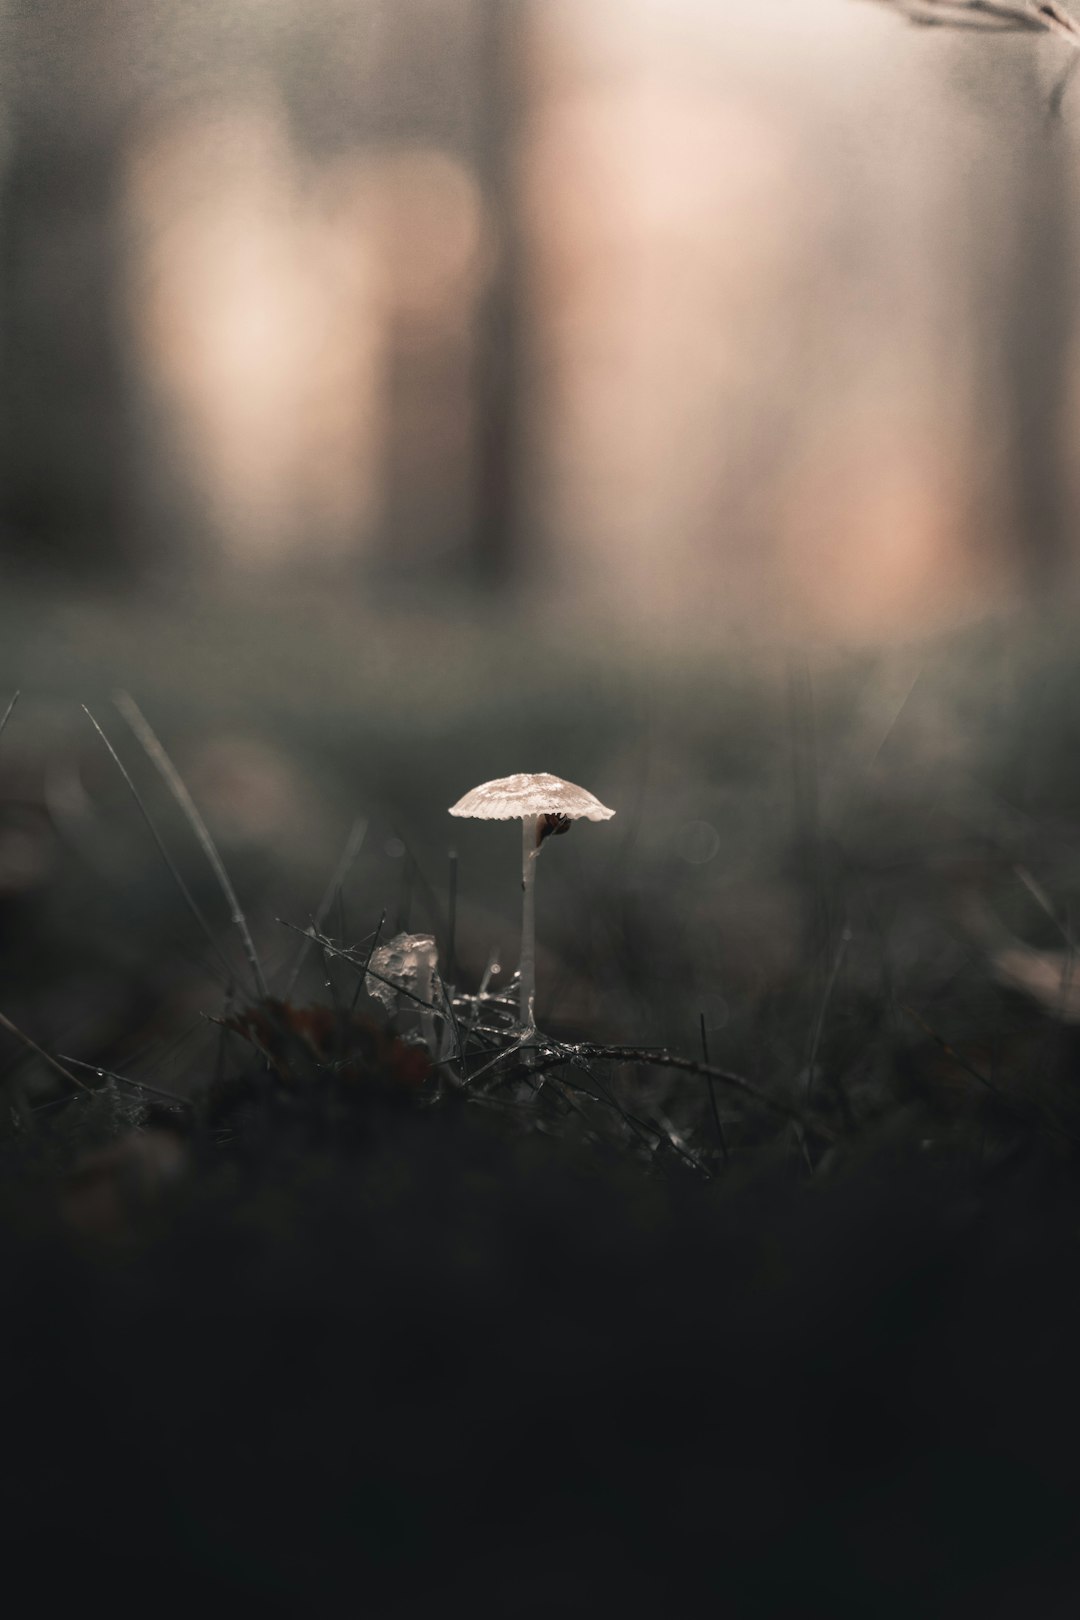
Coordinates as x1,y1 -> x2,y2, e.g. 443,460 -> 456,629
365,932 -> 438,1014
448,772 -> 615,822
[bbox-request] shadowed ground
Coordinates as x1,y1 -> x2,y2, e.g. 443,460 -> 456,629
3,579 -> 1080,1610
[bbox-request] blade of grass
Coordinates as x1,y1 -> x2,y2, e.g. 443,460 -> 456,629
1015,864 -> 1080,954
215,979 -> 237,1087
113,691 -> 268,998
901,1003 -> 1080,1144
82,705 -> 237,990
395,848 -> 415,934
283,815 -> 368,997
350,907 -> 386,1012
806,925 -> 851,1101
0,1010 -> 91,1092
446,848 -> 458,984
700,1011 -> 729,1163
0,689 -> 19,744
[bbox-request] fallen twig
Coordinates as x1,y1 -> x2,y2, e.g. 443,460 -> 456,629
550,1042 -> 835,1140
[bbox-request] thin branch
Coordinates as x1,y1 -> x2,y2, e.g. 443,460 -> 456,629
562,1042 -> 835,1139
557,1067 -> 712,1177
58,1054 -> 190,1108
278,923 -> 834,1139
870,1 -> 1080,47
277,919 -> 444,1018
351,908 -> 386,1013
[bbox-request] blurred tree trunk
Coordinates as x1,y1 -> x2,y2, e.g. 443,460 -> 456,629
471,0 -> 526,591
0,3 -> 137,576
1001,54 -> 1073,599
357,0 -> 479,587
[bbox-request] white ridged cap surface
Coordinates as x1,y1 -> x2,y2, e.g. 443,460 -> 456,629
448,772 -> 615,821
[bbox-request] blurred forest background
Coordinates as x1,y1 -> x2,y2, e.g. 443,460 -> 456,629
9,13 -> 1080,1611
3,0 -> 1079,624
2,0 -> 1080,1086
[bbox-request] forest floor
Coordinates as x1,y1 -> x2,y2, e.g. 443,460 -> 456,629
2,575 -> 1080,1613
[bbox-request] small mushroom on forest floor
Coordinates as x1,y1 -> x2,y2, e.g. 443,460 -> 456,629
448,772 -> 615,1036
365,931 -> 441,1053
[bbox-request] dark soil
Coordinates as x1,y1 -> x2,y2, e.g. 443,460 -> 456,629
3,1025 -> 1080,1618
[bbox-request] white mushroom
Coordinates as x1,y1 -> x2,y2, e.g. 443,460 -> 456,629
365,931 -> 441,1053
448,773 -> 615,1036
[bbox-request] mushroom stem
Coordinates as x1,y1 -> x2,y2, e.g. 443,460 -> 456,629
520,813 -> 539,1032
